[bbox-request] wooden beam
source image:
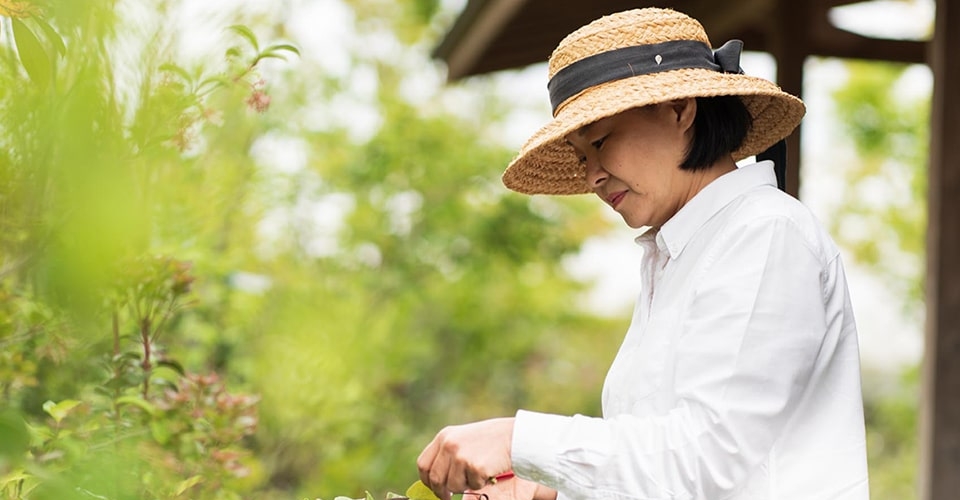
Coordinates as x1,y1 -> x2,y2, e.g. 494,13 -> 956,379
433,0 -> 528,81
683,0 -> 772,39
808,14 -> 927,64
921,0 -> 960,498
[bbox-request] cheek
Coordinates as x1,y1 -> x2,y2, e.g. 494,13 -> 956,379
602,144 -> 645,178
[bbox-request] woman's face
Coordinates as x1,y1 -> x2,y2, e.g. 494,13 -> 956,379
565,99 -> 708,229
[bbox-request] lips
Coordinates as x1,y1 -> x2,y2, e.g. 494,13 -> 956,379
606,190 -> 628,208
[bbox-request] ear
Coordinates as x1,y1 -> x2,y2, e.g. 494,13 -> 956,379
670,98 -> 697,132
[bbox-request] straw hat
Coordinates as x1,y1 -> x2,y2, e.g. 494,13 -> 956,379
501,8 -> 806,195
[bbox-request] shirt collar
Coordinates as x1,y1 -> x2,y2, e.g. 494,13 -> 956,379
635,161 -> 778,258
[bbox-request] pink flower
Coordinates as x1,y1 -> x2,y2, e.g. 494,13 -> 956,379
203,107 -> 224,126
246,90 -> 271,113
167,125 -> 196,152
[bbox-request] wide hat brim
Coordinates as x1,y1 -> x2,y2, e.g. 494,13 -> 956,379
500,14 -> 806,196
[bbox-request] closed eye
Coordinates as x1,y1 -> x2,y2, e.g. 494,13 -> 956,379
567,139 -> 587,163
591,136 -> 606,150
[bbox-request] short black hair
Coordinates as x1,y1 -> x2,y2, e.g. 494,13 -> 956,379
680,95 -> 753,171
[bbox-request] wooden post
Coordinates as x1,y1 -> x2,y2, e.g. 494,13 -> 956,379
921,0 -> 960,498
771,0 -> 808,198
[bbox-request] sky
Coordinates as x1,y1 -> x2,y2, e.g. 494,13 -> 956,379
172,0 -> 935,371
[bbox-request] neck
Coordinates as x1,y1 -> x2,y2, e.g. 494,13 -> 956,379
680,155 -> 737,204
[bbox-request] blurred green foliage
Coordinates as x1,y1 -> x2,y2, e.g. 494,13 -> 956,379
862,367 -> 920,500
831,60 -> 930,500
832,61 -> 929,315
0,0 -> 619,498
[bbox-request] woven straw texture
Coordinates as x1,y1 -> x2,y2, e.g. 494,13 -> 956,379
501,8 -> 806,195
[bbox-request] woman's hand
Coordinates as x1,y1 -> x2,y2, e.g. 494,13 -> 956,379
468,477 -> 558,500
417,417 -> 515,499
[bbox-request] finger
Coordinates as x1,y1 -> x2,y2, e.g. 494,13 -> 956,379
464,466 -> 487,491
445,456 -> 468,495
428,441 -> 453,499
417,436 -> 440,487
436,467 -> 452,500
420,435 -> 454,499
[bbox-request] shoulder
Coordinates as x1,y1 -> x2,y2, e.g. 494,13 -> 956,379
715,185 -> 841,263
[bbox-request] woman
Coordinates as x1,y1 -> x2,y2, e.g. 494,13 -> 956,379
418,8 -> 869,500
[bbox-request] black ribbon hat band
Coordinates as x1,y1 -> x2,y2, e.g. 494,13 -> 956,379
547,39 -> 744,113
546,38 -> 789,191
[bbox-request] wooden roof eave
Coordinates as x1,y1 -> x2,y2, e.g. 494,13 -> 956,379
434,0 -> 928,81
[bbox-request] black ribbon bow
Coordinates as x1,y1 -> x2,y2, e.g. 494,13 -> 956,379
712,39 -> 744,74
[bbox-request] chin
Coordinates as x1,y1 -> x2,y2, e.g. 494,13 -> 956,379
621,217 -> 646,229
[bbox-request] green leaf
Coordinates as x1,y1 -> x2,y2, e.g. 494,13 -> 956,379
31,16 -> 65,55
228,24 -> 259,52
159,62 -> 192,84
225,46 -> 243,59
197,76 -> 230,95
255,52 -> 291,63
150,420 -> 171,445
0,469 -> 31,489
41,399 -> 82,424
114,395 -> 157,416
0,468 -> 38,497
25,422 -> 52,446
113,351 -> 142,362
0,410 -> 30,462
11,17 -> 51,87
173,475 -> 204,496
264,42 -> 300,57
156,358 -> 185,375
405,480 -> 441,500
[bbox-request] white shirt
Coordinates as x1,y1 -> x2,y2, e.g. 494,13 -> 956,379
512,162 -> 869,500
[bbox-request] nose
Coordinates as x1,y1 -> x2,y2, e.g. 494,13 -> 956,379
584,156 -> 609,188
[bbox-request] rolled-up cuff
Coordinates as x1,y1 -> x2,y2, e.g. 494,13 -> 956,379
511,409 -> 571,488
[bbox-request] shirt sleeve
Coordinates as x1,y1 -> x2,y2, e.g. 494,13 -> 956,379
511,215 -> 831,500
